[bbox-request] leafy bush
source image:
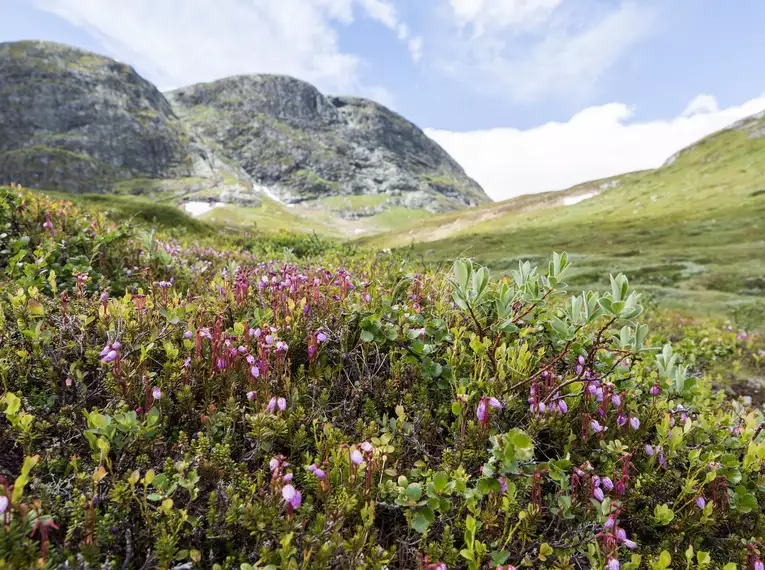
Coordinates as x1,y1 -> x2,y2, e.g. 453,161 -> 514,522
1,184 -> 764,570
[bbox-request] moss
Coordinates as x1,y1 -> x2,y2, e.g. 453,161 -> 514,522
292,169 -> 340,191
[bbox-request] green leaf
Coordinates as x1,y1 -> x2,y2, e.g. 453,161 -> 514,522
453,260 -> 470,291
411,509 -> 431,533
406,483 -> 422,502
433,471 -> 449,493
360,330 -> 375,342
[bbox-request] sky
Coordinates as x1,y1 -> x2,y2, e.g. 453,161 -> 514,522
3,0 -> 765,201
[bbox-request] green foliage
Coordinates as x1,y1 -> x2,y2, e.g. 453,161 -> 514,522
1,184 -> 765,569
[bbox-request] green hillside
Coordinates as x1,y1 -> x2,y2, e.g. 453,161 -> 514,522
360,112 -> 765,316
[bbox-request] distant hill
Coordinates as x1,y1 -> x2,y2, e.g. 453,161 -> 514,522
166,75 -> 488,213
359,109 -> 765,315
0,40 -> 488,226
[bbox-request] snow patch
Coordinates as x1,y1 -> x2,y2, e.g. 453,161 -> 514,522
184,201 -> 223,217
254,183 -> 284,203
563,192 -> 596,206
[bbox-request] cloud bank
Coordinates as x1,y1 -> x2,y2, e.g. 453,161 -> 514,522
426,94 -> 765,201
439,0 -> 656,101
32,0 -> 416,100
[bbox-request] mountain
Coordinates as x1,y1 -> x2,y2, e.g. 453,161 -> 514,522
0,40 -> 488,220
359,108 -> 765,315
165,75 -> 488,213
0,40 -> 260,204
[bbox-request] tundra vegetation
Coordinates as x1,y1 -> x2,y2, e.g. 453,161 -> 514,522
0,184 -> 764,570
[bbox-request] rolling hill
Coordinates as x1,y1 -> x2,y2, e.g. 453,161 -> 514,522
359,110 -> 765,315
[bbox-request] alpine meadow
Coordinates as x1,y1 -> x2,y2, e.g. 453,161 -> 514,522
0,15 -> 765,570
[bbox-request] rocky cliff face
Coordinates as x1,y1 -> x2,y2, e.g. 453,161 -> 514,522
166,76 -> 489,212
0,41 -> 257,203
0,41 -> 488,213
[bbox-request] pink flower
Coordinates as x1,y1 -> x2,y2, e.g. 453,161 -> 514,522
277,397 -> 286,412
476,399 -> 488,422
616,528 -> 637,549
629,417 -> 640,430
308,464 -> 326,479
250,365 -> 260,378
611,394 -> 621,407
558,399 -> 568,414
281,484 -> 302,509
0,495 -> 8,514
246,391 -> 257,401
590,420 -> 606,433
477,396 -> 502,424
283,473 -> 293,482
607,558 -> 620,570
754,561 -> 764,570
269,457 -> 280,471
351,449 -> 364,465
602,477 -> 614,491
267,398 -> 277,412
317,331 -> 328,343
360,441 -> 374,453
650,384 -> 661,395
152,386 -> 162,400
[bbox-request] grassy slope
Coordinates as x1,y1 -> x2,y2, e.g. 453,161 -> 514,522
360,119 -> 765,316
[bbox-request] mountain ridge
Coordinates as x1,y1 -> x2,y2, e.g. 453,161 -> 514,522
0,40 -> 489,218
166,74 -> 488,211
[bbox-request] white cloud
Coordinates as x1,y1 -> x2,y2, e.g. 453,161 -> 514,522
408,36 -> 423,63
450,0 -> 563,34
425,94 -> 765,201
32,0 -> 419,96
442,1 -> 655,101
358,0 -> 398,29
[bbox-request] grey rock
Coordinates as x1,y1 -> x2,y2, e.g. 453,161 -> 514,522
0,40 -> 257,204
0,41 -> 488,213
166,75 -> 489,212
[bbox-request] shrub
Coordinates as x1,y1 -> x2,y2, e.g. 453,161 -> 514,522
0,184 -> 764,570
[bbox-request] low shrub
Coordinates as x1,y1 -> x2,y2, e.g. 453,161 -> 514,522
1,184 -> 764,570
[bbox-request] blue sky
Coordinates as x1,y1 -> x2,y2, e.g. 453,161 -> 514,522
3,0 -> 765,200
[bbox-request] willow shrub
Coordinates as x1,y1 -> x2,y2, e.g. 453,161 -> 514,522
0,184 -> 764,570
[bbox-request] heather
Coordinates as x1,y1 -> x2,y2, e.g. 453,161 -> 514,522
1,184 -> 765,570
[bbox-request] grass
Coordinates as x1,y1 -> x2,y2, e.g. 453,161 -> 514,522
198,196 -> 342,236
360,117 -> 765,317
39,190 -> 215,236
311,194 -> 389,211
